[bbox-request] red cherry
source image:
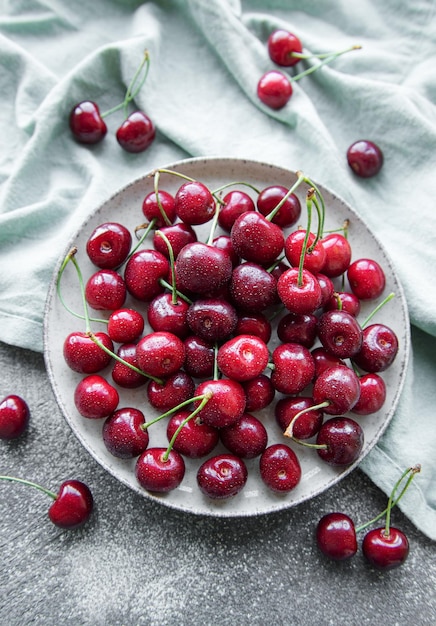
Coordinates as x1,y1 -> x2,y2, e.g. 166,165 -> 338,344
102,407 -> 149,458
124,249 -> 169,302
147,293 -> 190,338
74,374 -> 119,419
183,335 -> 215,379
48,480 -> 94,529
146,370 -> 195,412
0,395 -> 30,439
347,258 -> 386,300
312,364 -> 361,415
153,222 -> 197,259
316,512 -> 358,561
271,342 -> 315,395
85,269 -> 126,311
136,331 -> 185,379
218,190 -> 256,232
220,413 -> 268,459
284,230 -> 327,275
324,291 -> 361,317
174,180 -> 215,225
69,101 -> 107,144
277,312 -> 318,348
311,347 -> 346,378
107,308 -> 145,343
116,111 -> 155,153
231,211 -> 285,266
257,185 -> 301,228
111,343 -> 147,389
362,527 -> 409,570
352,323 -> 399,373
217,334 -> 269,382
317,309 -> 363,359
142,190 -> 176,228
352,373 -> 386,415
135,448 -> 185,493
267,29 -> 303,67
259,443 -> 302,493
175,242 -> 233,295
166,410 -> 219,459
194,379 -> 246,428
275,396 -> 323,440
316,416 -> 364,466
63,331 -> 114,374
235,313 -> 272,344
320,232 -> 352,277
86,222 -> 132,269
186,298 -> 238,343
277,267 -> 323,314
242,374 -> 275,412
347,140 -> 383,178
229,262 -> 278,312
257,70 -> 293,109
197,454 -> 248,499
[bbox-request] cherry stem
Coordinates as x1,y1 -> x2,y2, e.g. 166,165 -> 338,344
361,292 -> 395,328
141,392 -> 212,431
162,395 -> 210,462
101,50 -> 150,119
355,465 -> 421,534
155,230 -> 178,305
297,188 -> 315,286
153,170 -> 178,227
206,201 -> 221,246
159,279 -> 192,305
153,168 -> 196,183
283,401 -> 330,447
291,45 -> 361,83
0,475 -> 57,500
124,219 -> 157,261
211,180 -> 261,196
265,171 -> 305,222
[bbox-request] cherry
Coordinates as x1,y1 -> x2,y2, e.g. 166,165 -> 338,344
316,416 -> 364,466
218,190 -> 256,232
135,447 -> 185,493
116,110 -> 155,153
352,373 -> 386,415
217,334 -> 269,382
229,262 -> 278,312
275,396 -> 323,440
317,309 -> 363,359
220,413 -> 268,459
153,222 -> 197,259
63,331 -> 114,374
312,364 -> 361,415
231,211 -> 284,266
311,347 -> 346,378
175,242 -> 233,295
285,230 -> 326,275
259,443 -> 301,493
242,374 -> 275,412
347,258 -> 386,300
183,335 -> 215,379
186,298 -> 238,343
316,513 -> 358,561
0,395 -> 30,439
267,29 -> 303,67
277,267 -> 322,314
257,185 -> 301,228
235,312 -> 272,344
124,249 -> 169,302
166,410 -> 219,458
320,232 -> 352,278
362,527 -> 409,570
316,273 -> 335,308
107,308 -> 144,343
146,370 -> 195,412
193,379 -> 246,428
347,140 -> 383,178
277,312 -> 317,348
147,293 -> 190,338
69,101 -> 107,144
270,342 -> 315,395
74,374 -> 120,419
324,291 -> 361,317
85,269 -> 126,311
197,454 -> 248,499
257,70 -> 293,109
212,234 -> 240,267
102,407 -> 149,458
111,343 -> 147,389
352,323 -> 399,372
86,222 -> 132,269
142,190 -> 176,228
136,331 -> 185,379
174,180 -> 215,225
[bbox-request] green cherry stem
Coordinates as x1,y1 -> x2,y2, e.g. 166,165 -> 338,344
101,50 -> 151,119
211,180 -> 261,196
162,395 -> 210,462
141,392 -> 212,432
361,292 -> 395,328
291,44 -> 362,62
155,229 -> 178,305
291,45 -> 361,84
265,171 -> 306,222
296,188 -> 315,287
153,170 -> 175,227
153,168 -> 196,183
0,475 -> 57,500
283,401 -> 330,448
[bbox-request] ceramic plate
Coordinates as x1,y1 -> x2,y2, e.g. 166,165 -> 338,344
43,157 -> 410,517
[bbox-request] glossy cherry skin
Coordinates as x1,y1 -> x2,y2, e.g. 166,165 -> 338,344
135,448 -> 185,493
69,101 -> 107,144
259,443 -> 301,493
175,242 -> 233,295
320,233 -> 352,278
111,343 -> 147,389
317,309 -> 363,359
102,407 -> 149,458
0,395 -> 30,439
218,190 -> 256,232
231,211 -> 284,266
166,410 -> 219,459
271,342 -> 315,395
324,291 -> 361,317
183,335 -> 215,379
186,298 -> 238,343
316,273 -> 335,308
147,293 -> 190,338
352,373 -> 386,415
142,190 -> 176,228
48,480 -> 94,529
124,249 -> 169,302
235,313 -> 272,344
107,308 -> 145,343
257,70 -> 293,109
174,180 -> 215,225
257,186 -> 301,228
63,331 -> 114,374
242,374 -> 275,412
86,222 -> 132,269
116,110 -> 155,153
197,454 -> 248,499
136,331 -> 185,379
217,334 -> 269,382
362,527 -> 409,570
316,513 -> 358,561
146,370 -> 195,412
220,413 -> 268,458
277,312 -> 317,348
316,417 -> 364,466
347,258 -> 385,300
312,364 -> 361,415
277,267 -> 322,315
352,323 -> 399,372
85,269 -> 126,311
347,140 -> 383,178
311,347 -> 346,378
74,375 -> 119,419
213,235 -> 240,268
153,222 -> 197,259
285,230 -> 327,275
267,29 -> 303,67
275,396 -> 323,440
194,379 -> 246,428
229,262 -> 278,312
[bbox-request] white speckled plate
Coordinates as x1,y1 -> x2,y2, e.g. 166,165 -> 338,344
43,157 -> 410,517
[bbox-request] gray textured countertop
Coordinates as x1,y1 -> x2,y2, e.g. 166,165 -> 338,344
1,341 -> 435,626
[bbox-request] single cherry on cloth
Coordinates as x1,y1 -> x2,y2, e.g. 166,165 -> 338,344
86,222 -> 132,269
259,443 -> 302,493
316,512 -> 358,561
267,29 -> 303,67
347,140 -> 384,178
69,101 -> 107,144
0,395 -> 30,439
362,527 -> 409,570
197,454 -> 248,499
257,70 -> 293,109
116,110 -> 155,153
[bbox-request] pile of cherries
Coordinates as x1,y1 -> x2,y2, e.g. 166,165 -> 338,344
57,165 -> 400,504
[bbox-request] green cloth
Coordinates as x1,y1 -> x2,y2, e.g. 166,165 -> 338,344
1,0 -> 435,539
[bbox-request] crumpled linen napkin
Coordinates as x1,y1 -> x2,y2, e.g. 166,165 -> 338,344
0,0 -> 435,539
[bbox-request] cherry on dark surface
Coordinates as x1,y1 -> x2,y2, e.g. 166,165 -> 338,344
347,258 -> 386,300
166,410 -> 219,459
102,407 -> 149,458
230,211 -> 284,266
324,291 -> 361,317
320,232 -> 352,278
142,190 -> 176,228
352,323 -> 399,373
107,308 -> 145,344
277,311 -> 318,348
362,527 -> 409,570
217,334 -> 269,382
316,512 -> 358,561
197,454 -> 248,499
317,309 -> 363,359
174,180 -> 215,225
136,331 -> 185,379
312,364 -> 361,415
111,343 -> 147,389
135,447 -> 185,493
124,248 -> 169,302
153,222 -> 197,259
275,396 -> 323,440
146,370 -> 195,412
284,230 -> 326,275
116,110 -> 156,153
270,342 -> 315,395
242,374 -> 275,412
220,413 -> 268,459
267,29 -> 303,67
183,335 -> 215,379
257,70 -> 293,109
186,298 -> 238,343
63,331 -> 114,374
229,262 -> 278,312
316,416 -> 364,466
74,374 -> 120,419
193,379 -> 246,428
352,372 -> 387,415
86,222 -> 132,269
277,267 -> 322,315
259,443 -> 301,493
85,269 -> 126,311
147,293 -> 190,338
347,140 -> 383,178
69,100 -> 107,144
0,395 -> 30,440
218,190 -> 256,232
257,185 -> 301,228
175,242 -> 233,295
